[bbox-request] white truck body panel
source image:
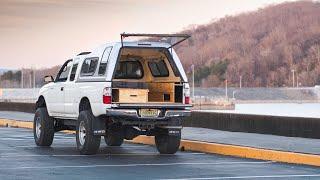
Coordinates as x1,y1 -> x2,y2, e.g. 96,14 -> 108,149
38,41 -> 189,119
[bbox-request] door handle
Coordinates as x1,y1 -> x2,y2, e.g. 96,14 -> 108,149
61,87 -> 64,91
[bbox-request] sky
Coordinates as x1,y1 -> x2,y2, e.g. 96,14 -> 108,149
0,0 -> 297,69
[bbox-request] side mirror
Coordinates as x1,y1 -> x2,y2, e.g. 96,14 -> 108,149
44,75 -> 54,83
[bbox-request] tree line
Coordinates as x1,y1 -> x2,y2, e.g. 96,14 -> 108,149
177,1 -> 320,87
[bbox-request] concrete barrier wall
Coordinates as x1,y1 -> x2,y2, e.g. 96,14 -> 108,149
0,102 -> 35,113
1,102 -> 319,139
184,112 -> 320,139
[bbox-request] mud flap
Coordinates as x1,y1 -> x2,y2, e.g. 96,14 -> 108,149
156,127 -> 181,137
167,129 -> 181,136
92,117 -> 106,136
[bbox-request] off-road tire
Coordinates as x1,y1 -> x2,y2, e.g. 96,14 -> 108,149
104,132 -> 124,146
33,107 -> 55,146
76,110 -> 101,155
155,130 -> 181,154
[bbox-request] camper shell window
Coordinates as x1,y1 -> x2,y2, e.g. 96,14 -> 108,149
114,60 -> 144,79
148,60 -> 169,77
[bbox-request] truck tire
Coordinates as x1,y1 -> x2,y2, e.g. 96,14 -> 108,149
104,133 -> 124,146
76,110 -> 101,155
155,130 -> 181,154
33,107 -> 54,146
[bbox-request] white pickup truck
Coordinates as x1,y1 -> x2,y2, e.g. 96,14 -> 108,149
34,33 -> 192,155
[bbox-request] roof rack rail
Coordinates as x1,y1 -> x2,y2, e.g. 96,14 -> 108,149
120,33 -> 190,49
77,52 -> 91,56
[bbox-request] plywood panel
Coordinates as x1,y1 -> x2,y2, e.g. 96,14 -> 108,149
148,83 -> 174,102
113,88 -> 149,103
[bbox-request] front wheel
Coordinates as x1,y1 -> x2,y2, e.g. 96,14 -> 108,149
76,110 -> 101,155
33,107 -> 55,146
155,130 -> 181,154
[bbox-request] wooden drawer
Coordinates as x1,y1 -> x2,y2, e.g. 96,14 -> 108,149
113,88 -> 149,103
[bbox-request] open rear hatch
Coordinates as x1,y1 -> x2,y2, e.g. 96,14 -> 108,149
111,33 -> 191,107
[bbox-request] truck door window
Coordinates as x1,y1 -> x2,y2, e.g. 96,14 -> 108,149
56,60 -> 72,82
69,63 -> 78,81
98,46 -> 112,76
80,58 -> 98,76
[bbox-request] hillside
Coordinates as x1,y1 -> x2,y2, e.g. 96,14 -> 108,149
176,1 -> 320,87
1,1 -> 320,88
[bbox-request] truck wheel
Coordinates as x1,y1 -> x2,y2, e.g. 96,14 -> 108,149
33,107 -> 54,146
104,133 -> 124,146
155,130 -> 181,154
76,110 -> 101,155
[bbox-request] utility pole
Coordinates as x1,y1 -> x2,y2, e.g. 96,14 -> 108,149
239,75 -> 242,89
291,69 -> 295,88
29,71 -> 32,88
317,46 -> 320,63
33,68 -> 36,88
225,79 -> 228,99
191,64 -> 195,100
21,69 -> 23,88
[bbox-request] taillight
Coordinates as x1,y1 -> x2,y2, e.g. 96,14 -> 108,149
184,83 -> 191,104
103,87 -> 112,104
184,96 -> 190,104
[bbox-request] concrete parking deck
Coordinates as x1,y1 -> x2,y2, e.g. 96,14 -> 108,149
1,127 -> 320,180
1,111 -> 320,156
2,111 -> 320,167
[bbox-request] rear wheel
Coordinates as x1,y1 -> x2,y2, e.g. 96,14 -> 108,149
33,107 -> 54,146
104,125 -> 124,146
76,110 -> 101,155
104,133 -> 124,146
155,130 -> 181,154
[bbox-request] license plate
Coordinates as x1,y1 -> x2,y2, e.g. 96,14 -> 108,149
139,109 -> 160,117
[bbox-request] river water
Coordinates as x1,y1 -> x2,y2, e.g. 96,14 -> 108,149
1,88 -> 320,118
199,103 -> 320,118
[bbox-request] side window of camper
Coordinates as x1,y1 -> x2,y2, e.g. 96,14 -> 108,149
80,58 -> 99,76
98,46 -> 113,76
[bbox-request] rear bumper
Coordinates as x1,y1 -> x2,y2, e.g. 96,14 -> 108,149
106,109 -> 191,120
111,103 -> 192,109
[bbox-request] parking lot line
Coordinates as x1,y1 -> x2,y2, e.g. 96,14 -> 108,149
0,152 -> 206,157
160,174 -> 320,179
0,161 -> 272,170
11,144 -> 149,148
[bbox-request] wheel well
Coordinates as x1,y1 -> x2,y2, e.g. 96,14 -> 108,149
79,97 -> 91,113
36,96 -> 46,109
